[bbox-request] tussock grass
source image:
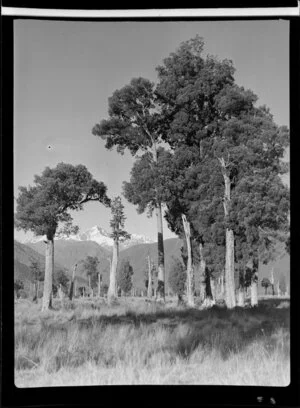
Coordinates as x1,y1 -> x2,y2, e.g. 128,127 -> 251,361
15,298 -> 290,387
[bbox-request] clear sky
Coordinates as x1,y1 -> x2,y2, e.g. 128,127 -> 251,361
14,19 -> 289,242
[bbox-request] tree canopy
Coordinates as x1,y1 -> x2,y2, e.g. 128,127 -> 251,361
15,163 -> 111,240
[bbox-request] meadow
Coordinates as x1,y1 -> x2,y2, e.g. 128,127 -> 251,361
15,297 -> 290,387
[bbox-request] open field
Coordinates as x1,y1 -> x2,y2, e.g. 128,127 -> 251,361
15,297 -> 290,387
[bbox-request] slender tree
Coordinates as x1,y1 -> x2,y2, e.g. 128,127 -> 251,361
15,163 -> 110,311
261,277 -> 271,295
108,196 -> 130,303
92,77 -> 167,300
69,263 -> 77,300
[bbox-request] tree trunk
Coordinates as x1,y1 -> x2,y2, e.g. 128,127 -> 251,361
58,284 -> 64,302
221,272 -> 225,296
219,157 -> 236,309
33,281 -> 38,303
147,255 -> 152,298
270,267 -> 275,296
237,287 -> 245,307
250,257 -> 259,307
210,277 -> 216,300
108,239 -> 118,303
199,242 -> 206,303
98,273 -> 101,298
156,203 -> 165,301
42,237 -> 54,311
182,214 -> 194,307
69,263 -> 77,301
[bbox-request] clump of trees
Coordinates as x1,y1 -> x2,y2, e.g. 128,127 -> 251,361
82,256 -> 100,296
93,35 -> 289,308
117,259 -> 134,296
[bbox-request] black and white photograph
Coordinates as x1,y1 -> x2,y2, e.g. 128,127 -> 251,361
12,16 -> 290,388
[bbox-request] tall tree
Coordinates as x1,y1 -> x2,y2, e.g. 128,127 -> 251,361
108,196 -> 130,303
15,163 -> 110,311
92,77 -> 167,300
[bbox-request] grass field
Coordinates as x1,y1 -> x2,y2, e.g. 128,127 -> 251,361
14,297 -> 290,387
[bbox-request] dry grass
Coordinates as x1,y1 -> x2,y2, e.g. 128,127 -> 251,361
15,297 -> 290,387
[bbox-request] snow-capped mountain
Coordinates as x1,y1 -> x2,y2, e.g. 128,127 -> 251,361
22,225 -> 155,251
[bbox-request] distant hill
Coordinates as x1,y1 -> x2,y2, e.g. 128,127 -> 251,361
14,240 -> 67,283
119,238 -> 183,291
26,239 -> 111,270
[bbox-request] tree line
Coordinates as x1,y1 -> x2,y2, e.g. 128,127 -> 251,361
15,36 -> 289,310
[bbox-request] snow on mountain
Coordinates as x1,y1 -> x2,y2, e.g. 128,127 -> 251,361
22,226 -> 155,250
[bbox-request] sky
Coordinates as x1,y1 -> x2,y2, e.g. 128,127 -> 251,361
14,19 -> 289,242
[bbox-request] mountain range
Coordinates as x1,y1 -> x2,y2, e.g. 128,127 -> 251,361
15,226 -> 290,295
22,225 -> 155,251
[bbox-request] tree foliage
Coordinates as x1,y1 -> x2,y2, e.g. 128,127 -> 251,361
117,259 -> 134,294
110,196 -> 131,242
54,269 -> 69,291
82,256 -> 100,288
168,257 -> 186,299
15,163 -> 111,239
92,77 -> 162,155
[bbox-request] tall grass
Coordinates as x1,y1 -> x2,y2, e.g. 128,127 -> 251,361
15,298 -> 290,387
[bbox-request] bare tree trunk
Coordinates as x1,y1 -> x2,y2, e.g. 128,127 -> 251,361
276,281 -> 280,296
108,239 -> 118,303
33,281 -> 38,303
156,203 -> 165,301
221,272 -> 225,297
270,267 -> 275,296
199,242 -> 206,303
69,263 -> 77,301
147,255 -> 152,298
42,237 -> 54,311
250,257 -> 259,307
98,273 -> 101,298
210,277 -> 216,300
182,214 -> 194,307
237,287 -> 245,307
218,157 -> 236,309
